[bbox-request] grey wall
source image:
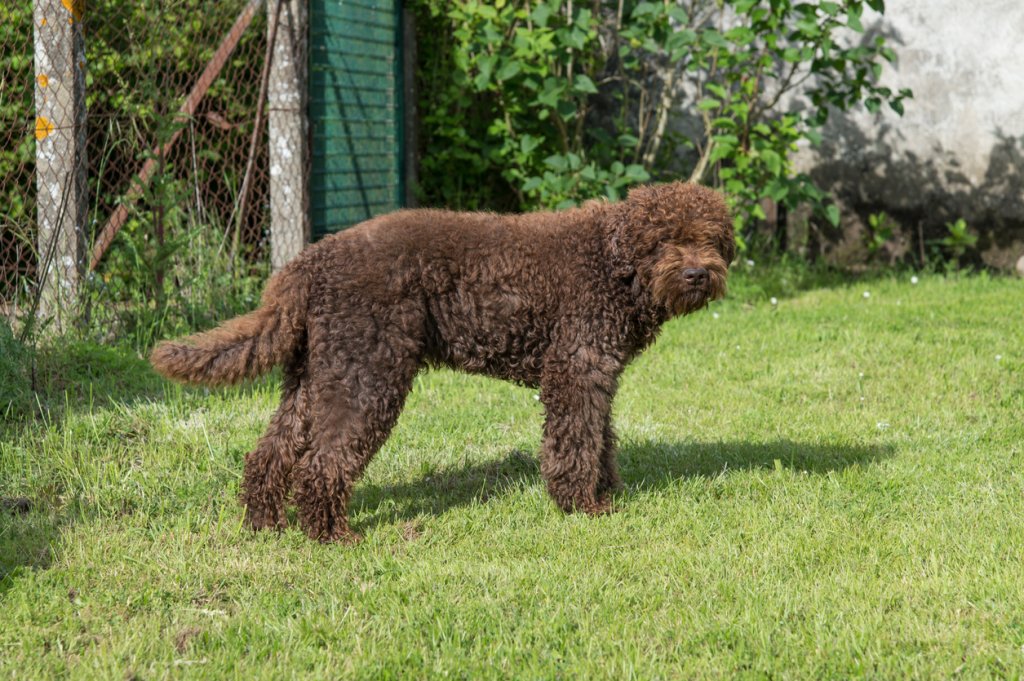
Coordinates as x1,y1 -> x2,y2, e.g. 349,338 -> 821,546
793,1 -> 1024,268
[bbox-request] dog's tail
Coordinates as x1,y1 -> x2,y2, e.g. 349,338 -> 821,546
150,261 -> 309,386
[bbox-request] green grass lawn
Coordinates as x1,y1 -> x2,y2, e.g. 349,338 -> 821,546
2,272 -> 1023,678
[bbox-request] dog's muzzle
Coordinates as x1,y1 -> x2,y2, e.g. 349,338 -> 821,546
682,267 -> 709,291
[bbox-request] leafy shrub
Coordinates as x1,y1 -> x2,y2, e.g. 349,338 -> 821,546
939,218 -> 978,262
865,211 -> 895,257
415,0 -> 650,210
79,214 -> 268,353
413,0 -> 910,249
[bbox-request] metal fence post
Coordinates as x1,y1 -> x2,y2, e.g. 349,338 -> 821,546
268,0 -> 310,271
32,0 -> 87,330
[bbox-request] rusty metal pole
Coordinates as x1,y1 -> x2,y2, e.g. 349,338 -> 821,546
89,0 -> 262,271
33,0 -> 87,331
268,0 -> 310,272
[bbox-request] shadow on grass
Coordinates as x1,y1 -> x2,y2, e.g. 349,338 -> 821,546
2,341 -> 166,429
1,342 -> 247,594
0,505 -> 68,596
352,439 -> 893,531
0,344 -> 165,594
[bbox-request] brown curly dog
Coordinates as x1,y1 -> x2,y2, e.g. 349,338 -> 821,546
151,182 -> 734,543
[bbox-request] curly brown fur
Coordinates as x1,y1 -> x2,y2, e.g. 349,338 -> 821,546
151,181 -> 734,542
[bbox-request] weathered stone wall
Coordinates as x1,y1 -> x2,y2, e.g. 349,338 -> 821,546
794,1 -> 1024,269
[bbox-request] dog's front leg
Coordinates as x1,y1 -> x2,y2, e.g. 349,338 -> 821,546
597,418 -> 622,500
539,349 -> 619,515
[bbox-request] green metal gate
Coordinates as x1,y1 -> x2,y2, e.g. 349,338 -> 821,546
308,0 -> 403,238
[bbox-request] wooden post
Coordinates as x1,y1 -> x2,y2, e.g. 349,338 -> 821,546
268,0 -> 310,271
33,0 -> 87,330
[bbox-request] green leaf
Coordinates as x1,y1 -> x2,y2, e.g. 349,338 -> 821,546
847,6 -> 864,32
473,54 -> 498,90
617,133 -> 640,148
531,3 -> 552,27
562,26 -> 588,50
761,149 -> 782,176
825,204 -> 841,227
712,134 -> 740,148
765,179 -> 789,202
697,98 -> 722,111
544,154 -> 568,172
520,135 -> 541,154
668,6 -> 689,24
666,29 -> 697,53
522,177 -> 543,192
535,78 -> 565,108
496,60 -> 522,82
624,164 -> 650,182
725,27 -> 755,45
571,74 -> 599,94
706,83 -> 729,99
556,99 -> 578,120
700,30 -> 729,48
632,2 -> 661,18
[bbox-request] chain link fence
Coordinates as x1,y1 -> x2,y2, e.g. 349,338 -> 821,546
1,0 -> 287,334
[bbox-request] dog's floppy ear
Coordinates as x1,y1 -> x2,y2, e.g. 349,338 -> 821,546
606,184 -> 665,278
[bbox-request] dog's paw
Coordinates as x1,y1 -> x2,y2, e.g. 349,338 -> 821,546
244,504 -> 288,532
583,497 -> 616,516
315,527 -> 362,545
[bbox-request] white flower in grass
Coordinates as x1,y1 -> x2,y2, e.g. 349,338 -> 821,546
746,259 -> 755,267
863,291 -> 871,299
770,297 -> 778,306
996,355 -> 1002,361
911,275 -> 919,284
876,422 -> 890,430
712,312 -> 720,319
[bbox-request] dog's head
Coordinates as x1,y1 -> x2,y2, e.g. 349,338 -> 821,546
607,182 -> 734,317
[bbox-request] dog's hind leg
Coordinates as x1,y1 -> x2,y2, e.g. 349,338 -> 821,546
293,321 -> 422,543
241,358 -> 310,531
539,347 -> 621,515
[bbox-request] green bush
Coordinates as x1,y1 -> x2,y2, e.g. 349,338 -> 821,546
413,0 -> 910,249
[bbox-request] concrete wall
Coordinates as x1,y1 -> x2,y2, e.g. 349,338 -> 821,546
793,0 -> 1024,268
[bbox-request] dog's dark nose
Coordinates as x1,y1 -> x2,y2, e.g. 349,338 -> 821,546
682,267 -> 708,287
